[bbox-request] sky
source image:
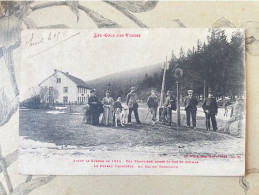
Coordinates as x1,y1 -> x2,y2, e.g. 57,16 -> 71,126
20,28 -> 240,100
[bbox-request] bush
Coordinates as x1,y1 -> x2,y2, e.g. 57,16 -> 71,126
20,95 -> 41,109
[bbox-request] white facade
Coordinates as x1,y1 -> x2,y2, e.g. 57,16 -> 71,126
39,70 -> 91,104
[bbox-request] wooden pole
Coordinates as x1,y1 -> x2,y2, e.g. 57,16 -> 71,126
157,56 -> 167,121
176,79 -> 181,127
159,56 -> 167,107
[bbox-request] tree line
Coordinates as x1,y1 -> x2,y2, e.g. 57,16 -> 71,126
138,29 -> 245,101
20,86 -> 59,109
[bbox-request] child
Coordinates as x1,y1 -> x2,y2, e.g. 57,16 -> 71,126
113,96 -> 123,126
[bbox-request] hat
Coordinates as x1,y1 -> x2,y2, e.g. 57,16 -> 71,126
151,89 -> 156,93
105,90 -> 111,94
188,90 -> 193,94
167,90 -> 173,94
130,87 -> 136,90
90,89 -> 96,93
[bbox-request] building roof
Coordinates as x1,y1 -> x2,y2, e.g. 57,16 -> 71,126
60,71 -> 91,89
39,70 -> 92,89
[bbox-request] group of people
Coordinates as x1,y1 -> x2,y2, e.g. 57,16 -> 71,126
146,89 -> 244,135
146,89 -> 201,128
147,90 -> 176,125
84,87 -> 141,126
84,86 -> 245,135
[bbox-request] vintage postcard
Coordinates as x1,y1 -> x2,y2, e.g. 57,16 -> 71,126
19,28 -> 245,176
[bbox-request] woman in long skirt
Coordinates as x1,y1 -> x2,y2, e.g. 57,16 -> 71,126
102,90 -> 114,126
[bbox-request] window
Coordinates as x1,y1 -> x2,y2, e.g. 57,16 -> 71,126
57,78 -> 61,83
63,96 -> 68,104
63,87 -> 68,93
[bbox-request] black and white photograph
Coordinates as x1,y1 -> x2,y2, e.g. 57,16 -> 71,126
19,28 -> 245,175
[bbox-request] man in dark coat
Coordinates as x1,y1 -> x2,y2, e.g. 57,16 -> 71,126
126,87 -> 141,124
88,89 -> 100,125
147,90 -> 159,124
163,90 -> 176,125
202,91 -> 218,131
184,90 -> 198,129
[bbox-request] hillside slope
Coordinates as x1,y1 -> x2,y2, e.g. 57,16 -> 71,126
86,63 -> 162,97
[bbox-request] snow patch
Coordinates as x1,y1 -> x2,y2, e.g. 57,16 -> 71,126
46,110 -> 66,114
55,106 -> 67,110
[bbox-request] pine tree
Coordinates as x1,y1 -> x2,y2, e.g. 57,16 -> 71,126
179,47 -> 185,59
197,39 -> 202,53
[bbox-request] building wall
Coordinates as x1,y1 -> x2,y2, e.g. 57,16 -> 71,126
77,87 -> 91,104
39,71 -> 78,104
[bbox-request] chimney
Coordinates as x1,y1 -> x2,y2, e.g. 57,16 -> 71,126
54,69 -> 57,73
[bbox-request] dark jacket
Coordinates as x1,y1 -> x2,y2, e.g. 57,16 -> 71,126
202,97 -> 218,114
147,94 -> 158,109
88,96 -> 98,108
89,96 -> 103,113
184,95 -> 198,111
114,101 -> 123,110
164,95 -> 176,111
126,92 -> 138,109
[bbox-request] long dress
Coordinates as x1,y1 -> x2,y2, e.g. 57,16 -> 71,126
88,95 -> 99,125
102,97 -> 114,125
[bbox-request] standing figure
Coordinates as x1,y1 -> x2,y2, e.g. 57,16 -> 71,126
202,91 -> 218,131
88,89 -> 100,125
102,90 -> 114,126
126,87 -> 141,124
184,90 -> 198,129
163,90 -> 176,126
113,95 -> 123,126
147,90 -> 159,124
223,99 -> 229,117
113,96 -> 123,111
222,98 -> 245,136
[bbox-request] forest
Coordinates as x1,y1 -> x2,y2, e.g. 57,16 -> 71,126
139,29 -> 245,100
93,29 -> 245,102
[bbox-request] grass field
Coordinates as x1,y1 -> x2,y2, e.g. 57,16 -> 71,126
20,104 -> 244,157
